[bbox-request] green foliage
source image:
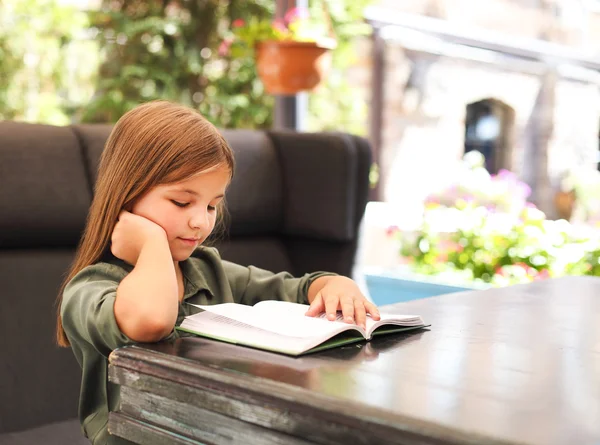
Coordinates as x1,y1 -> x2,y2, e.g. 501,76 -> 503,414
565,247 -> 600,276
81,0 -> 275,128
223,4 -> 333,56
307,0 -> 372,135
0,0 -> 95,124
394,203 -> 600,286
0,0 -> 373,134
393,152 -> 600,286
226,17 -> 285,55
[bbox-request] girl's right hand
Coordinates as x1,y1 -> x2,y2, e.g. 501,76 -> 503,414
111,210 -> 167,265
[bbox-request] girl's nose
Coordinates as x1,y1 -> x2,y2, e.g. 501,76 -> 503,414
190,209 -> 210,231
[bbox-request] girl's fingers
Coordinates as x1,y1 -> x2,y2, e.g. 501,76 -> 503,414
354,299 -> 367,330
340,297 -> 355,324
305,293 -> 324,316
324,294 -> 339,321
364,300 -> 381,320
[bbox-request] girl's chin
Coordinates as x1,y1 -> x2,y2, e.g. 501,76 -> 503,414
171,248 -> 196,262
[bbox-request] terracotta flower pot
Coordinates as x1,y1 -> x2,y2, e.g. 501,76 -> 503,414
554,190 -> 576,221
255,40 -> 335,95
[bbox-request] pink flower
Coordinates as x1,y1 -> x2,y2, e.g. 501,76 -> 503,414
495,169 -> 516,181
435,253 -> 448,263
534,269 -> 550,281
218,37 -> 233,56
284,7 -> 309,24
439,240 -> 462,253
232,19 -> 245,28
272,18 -> 287,32
385,225 -> 400,237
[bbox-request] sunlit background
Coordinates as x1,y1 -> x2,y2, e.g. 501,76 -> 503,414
2,0 -> 600,300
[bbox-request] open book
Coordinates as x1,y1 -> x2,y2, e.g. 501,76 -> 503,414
176,300 -> 427,356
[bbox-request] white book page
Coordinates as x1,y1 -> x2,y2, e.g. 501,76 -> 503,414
179,311 -> 311,355
253,300 -> 371,337
254,300 -> 424,338
366,313 -> 425,337
189,302 -> 362,339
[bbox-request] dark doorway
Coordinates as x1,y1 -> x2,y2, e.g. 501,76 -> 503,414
464,99 -> 515,174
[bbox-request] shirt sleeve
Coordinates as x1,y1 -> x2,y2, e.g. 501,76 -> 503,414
61,263 -> 176,357
221,259 -> 337,306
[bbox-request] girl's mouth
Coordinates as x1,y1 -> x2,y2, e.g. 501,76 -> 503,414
179,238 -> 199,246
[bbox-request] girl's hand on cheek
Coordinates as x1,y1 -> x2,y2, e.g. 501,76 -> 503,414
305,276 -> 380,330
111,210 -> 167,265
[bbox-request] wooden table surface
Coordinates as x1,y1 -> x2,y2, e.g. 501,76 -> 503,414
108,276 -> 600,445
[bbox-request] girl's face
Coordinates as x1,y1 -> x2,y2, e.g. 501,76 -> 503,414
131,164 -> 230,262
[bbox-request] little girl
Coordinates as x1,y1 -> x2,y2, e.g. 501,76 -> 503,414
56,100 -> 379,445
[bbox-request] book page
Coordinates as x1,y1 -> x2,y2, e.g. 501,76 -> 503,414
254,300 -> 365,323
252,300 -> 310,317
254,300 -> 423,339
189,302 -> 363,339
367,312 -> 425,338
178,311 -> 311,355
253,300 -> 374,336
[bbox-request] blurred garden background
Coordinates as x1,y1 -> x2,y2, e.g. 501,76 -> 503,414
0,0 -> 370,131
3,0 -> 600,298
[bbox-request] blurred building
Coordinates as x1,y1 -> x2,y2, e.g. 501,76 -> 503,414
358,0 -> 600,218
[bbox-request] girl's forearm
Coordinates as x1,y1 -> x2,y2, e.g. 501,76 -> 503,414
114,237 -> 179,342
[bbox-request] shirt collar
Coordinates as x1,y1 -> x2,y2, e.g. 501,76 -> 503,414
179,256 -> 213,300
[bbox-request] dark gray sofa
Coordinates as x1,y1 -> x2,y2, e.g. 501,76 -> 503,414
0,121 -> 371,444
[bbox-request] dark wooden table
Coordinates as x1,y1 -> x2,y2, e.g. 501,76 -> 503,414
108,276 -> 600,445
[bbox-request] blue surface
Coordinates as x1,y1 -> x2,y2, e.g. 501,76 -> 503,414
365,274 -> 477,306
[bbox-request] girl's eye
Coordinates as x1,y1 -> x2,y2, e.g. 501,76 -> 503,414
207,205 -> 216,211
171,200 -> 189,208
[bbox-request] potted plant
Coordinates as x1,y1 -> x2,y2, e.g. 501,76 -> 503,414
219,7 -> 336,95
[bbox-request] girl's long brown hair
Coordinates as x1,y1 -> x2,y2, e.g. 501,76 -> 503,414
56,101 -> 235,347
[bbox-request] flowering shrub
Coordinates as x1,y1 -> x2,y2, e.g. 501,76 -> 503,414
394,203 -> 600,285
390,151 -> 600,286
425,151 -> 531,215
219,7 -> 335,58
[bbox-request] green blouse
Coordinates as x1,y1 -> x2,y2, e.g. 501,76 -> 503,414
61,246 -> 333,445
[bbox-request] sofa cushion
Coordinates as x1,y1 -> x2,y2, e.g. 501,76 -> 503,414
221,130 -> 283,236
0,419 -> 88,445
267,131 -> 362,242
0,122 -> 91,248
0,251 -> 81,433
71,124 -> 113,185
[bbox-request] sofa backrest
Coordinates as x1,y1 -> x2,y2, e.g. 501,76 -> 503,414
70,124 -> 372,275
0,121 -> 371,432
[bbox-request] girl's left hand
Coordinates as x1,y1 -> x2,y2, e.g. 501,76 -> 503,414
305,276 -> 380,329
